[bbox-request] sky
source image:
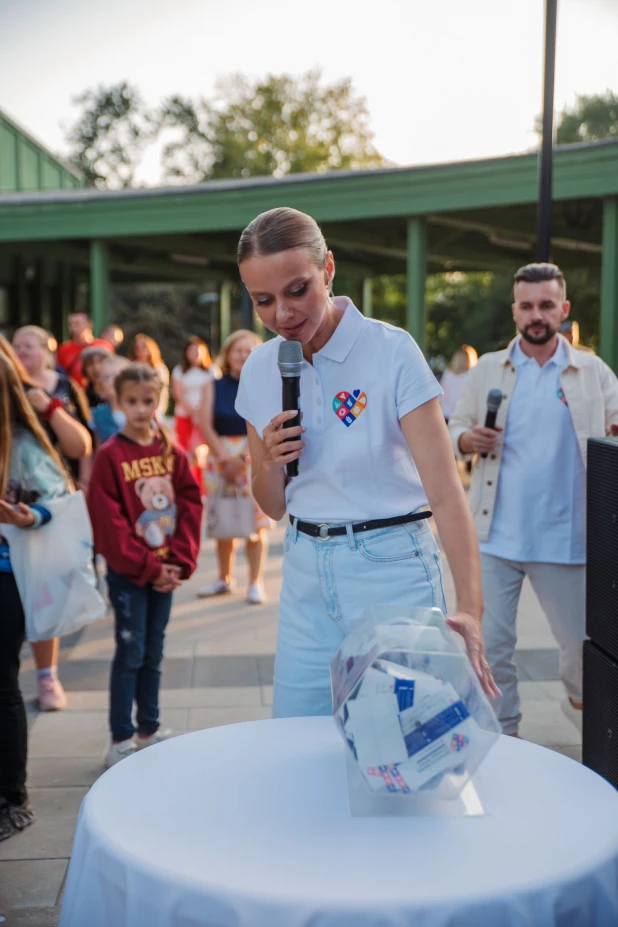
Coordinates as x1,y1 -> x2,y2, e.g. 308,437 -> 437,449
1,0 -> 617,184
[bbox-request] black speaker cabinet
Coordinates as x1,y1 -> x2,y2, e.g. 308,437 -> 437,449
586,437 -> 618,661
583,640 -> 618,789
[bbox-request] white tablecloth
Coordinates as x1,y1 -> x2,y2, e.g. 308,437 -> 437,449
60,717 -> 618,927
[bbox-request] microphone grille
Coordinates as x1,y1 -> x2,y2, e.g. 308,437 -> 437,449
277,340 -> 304,377
486,389 -> 503,413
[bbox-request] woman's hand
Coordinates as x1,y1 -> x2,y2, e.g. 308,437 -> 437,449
261,411 -> 306,471
27,388 -> 53,415
221,457 -> 245,486
447,610 -> 501,700
0,501 -> 35,528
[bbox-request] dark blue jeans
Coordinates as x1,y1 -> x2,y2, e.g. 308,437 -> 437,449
107,568 -> 173,743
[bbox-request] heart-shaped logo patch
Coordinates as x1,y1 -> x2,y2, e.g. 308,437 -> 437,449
332,390 -> 367,427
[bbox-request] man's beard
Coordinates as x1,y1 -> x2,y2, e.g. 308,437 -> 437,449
519,322 -> 557,345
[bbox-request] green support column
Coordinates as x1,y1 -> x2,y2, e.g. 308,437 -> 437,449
406,217 -> 427,351
90,240 -> 110,336
35,258 -> 52,330
14,256 -> 28,325
60,263 -> 72,341
362,277 -> 373,318
601,197 -> 618,372
240,282 -> 254,332
220,280 -> 232,345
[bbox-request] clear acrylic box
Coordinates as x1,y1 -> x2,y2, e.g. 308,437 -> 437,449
330,606 -> 501,816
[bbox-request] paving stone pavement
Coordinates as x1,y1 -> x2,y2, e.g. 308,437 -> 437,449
0,521 -> 581,925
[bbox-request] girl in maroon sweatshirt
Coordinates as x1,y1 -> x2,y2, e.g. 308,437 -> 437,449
88,364 -> 202,768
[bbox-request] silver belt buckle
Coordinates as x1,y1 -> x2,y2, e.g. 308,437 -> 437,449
317,524 -> 331,541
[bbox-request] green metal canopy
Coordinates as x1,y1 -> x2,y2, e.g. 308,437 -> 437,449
1,136 -> 617,367
0,110 -> 82,194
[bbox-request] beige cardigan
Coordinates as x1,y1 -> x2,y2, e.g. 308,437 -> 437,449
448,336 -> 618,542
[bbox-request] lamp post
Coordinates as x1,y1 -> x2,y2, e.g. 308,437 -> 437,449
536,0 -> 559,262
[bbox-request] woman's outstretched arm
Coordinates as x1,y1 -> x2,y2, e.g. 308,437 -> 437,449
401,397 -> 499,699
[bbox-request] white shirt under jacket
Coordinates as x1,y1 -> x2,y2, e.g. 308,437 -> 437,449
479,338 -> 586,564
235,297 -> 442,523
448,334 -> 618,547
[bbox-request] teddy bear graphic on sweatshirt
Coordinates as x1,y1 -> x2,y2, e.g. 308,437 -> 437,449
134,475 -> 177,549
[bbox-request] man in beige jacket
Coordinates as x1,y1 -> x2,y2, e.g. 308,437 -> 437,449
449,262 -> 618,736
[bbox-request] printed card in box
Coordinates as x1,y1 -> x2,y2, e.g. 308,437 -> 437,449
330,606 -> 501,802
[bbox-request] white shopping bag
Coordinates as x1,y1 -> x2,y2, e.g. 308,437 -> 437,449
206,491 -> 256,540
3,491 -> 106,641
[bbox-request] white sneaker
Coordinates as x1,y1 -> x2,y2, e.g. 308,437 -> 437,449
38,676 -> 68,711
105,738 -> 137,768
135,728 -> 177,749
247,583 -> 267,605
197,579 -> 235,597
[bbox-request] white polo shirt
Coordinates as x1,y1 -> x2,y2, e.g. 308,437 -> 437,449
235,297 -> 442,522
479,337 -> 586,564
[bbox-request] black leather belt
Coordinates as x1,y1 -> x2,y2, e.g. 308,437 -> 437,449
289,511 -> 432,541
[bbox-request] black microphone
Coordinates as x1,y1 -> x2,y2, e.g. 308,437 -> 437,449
277,340 -> 303,478
481,389 -> 503,459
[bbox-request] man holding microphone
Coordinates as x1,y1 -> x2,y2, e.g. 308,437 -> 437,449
450,262 -> 618,736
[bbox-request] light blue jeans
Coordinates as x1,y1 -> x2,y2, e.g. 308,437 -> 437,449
273,518 -> 447,718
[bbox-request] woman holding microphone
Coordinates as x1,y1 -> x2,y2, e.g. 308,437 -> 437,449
235,207 -> 498,718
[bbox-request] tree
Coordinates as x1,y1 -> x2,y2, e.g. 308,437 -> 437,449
66,81 -> 154,189
552,91 -> 618,145
66,72 -> 385,188
158,70 -> 386,183
368,272 -> 517,364
110,284 -> 221,370
425,272 -> 515,362
423,268 -> 601,362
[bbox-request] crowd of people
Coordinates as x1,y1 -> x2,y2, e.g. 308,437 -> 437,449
0,311 -> 270,841
1,206 -> 617,848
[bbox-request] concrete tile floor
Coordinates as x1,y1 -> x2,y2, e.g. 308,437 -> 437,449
1,520 -> 582,925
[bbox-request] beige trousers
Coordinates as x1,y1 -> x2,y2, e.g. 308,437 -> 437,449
480,554 -> 585,734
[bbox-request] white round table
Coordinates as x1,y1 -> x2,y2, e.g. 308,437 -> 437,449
60,717 -> 618,927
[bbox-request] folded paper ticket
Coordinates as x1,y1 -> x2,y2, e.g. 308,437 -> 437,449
346,693 -> 408,769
